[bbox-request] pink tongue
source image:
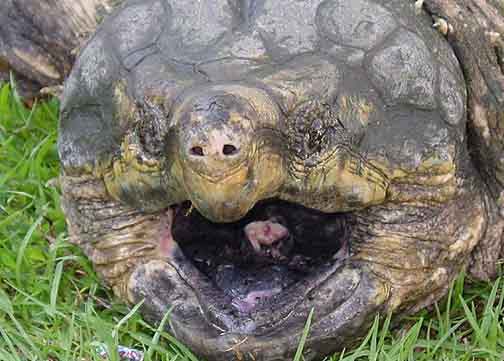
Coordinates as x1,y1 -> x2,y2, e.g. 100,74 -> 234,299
231,288 -> 282,313
244,220 -> 289,251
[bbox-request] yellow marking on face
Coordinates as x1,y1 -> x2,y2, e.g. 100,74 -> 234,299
282,150 -> 389,212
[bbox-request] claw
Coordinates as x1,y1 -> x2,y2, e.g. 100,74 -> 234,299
185,203 -> 195,216
486,31 -> 502,45
40,85 -> 64,100
433,16 -> 453,36
414,0 -> 424,15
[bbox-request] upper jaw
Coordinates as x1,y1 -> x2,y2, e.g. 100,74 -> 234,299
180,143 -> 287,223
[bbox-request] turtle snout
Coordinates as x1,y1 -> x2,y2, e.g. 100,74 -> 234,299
187,129 -> 241,160
188,143 -> 240,158
178,120 -> 258,222
171,86 -> 285,223
182,125 -> 250,181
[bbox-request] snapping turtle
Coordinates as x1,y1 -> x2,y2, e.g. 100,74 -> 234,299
2,0 -> 504,360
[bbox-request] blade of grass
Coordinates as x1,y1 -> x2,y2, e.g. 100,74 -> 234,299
15,214 -> 44,286
0,325 -> 22,361
145,305 -> 173,361
293,307 -> 314,361
49,260 -> 64,315
112,299 -> 145,339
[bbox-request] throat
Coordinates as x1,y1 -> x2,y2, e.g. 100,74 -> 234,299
168,199 -> 350,313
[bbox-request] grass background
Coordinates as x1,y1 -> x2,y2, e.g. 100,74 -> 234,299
1,81 -> 504,360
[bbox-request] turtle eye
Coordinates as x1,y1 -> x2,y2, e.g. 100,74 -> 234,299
190,146 -> 205,156
223,144 -> 239,156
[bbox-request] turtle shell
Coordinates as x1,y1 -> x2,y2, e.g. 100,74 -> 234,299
59,0 -> 466,174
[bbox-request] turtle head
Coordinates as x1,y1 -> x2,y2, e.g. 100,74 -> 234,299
171,85 -> 286,222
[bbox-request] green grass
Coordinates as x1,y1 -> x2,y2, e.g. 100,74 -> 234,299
1,81 -> 504,360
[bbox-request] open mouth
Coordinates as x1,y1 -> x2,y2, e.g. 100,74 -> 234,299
162,199 -> 352,333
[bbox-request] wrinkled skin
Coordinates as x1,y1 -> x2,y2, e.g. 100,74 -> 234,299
50,0 -> 504,360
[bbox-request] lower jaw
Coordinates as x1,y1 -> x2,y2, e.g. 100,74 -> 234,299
126,199 -> 388,360
128,257 -> 384,361
171,247 -> 352,334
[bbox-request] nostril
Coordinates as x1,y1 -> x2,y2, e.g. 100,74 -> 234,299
222,144 -> 239,156
190,146 -> 204,156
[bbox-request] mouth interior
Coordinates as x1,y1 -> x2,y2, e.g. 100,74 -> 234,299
172,199 -> 349,314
